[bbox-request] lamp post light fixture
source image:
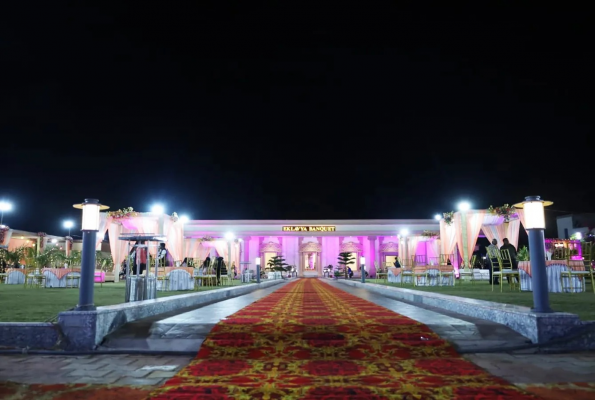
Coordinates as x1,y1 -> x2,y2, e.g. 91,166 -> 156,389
0,201 -> 12,226
513,196 -> 554,313
179,215 -> 189,224
434,214 -> 442,221
360,256 -> 366,283
73,199 -> 109,311
151,204 -> 165,214
255,257 -> 261,284
457,201 -> 471,211
63,220 -> 74,236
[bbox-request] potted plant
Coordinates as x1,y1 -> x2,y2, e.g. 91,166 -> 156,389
337,252 -> 355,279
266,255 -> 290,279
517,246 -> 530,261
333,269 -> 341,279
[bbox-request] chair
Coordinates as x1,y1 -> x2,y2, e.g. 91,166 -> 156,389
499,249 -> 520,290
561,242 -> 593,293
438,254 -> 455,286
375,261 -> 388,282
408,256 -> 428,286
156,267 -> 169,291
25,268 -> 45,288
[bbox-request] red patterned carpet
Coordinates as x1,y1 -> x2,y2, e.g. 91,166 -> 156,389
146,279 -> 540,399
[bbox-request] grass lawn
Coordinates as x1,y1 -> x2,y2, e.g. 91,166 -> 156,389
364,279 -> 595,321
0,280 -> 249,322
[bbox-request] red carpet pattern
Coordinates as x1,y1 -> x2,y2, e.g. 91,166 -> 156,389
147,279 -> 539,399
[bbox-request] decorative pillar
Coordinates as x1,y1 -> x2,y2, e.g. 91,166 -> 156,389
65,236 -> 73,257
460,211 -> 469,272
368,236 -> 377,275
37,232 -> 47,256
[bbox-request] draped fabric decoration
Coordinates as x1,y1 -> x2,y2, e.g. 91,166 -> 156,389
425,238 -> 440,261
440,218 -> 459,268
516,208 -> 528,234
407,236 -> 421,261
163,219 -> 184,263
120,214 -> 159,256
458,210 -> 486,267
482,216 -> 521,249
96,213 -> 111,250
108,223 -> 131,279
184,239 -> 199,258
506,219 -> 521,249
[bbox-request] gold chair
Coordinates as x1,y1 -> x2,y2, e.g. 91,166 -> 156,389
400,256 -> 415,286
156,267 -> 169,291
376,261 -> 388,282
438,254 -> 455,286
25,268 -> 45,288
561,242 -> 592,293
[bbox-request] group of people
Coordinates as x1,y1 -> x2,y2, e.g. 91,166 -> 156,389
119,241 -> 174,279
486,238 -> 518,284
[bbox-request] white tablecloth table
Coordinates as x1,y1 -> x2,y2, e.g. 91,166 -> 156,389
519,260 -> 585,293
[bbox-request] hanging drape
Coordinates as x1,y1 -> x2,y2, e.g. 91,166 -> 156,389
506,219 -> 521,249
212,240 -> 229,260
458,210 -> 486,265
426,238 -> 440,261
120,214 -> 159,255
96,213 -> 111,250
516,209 -> 528,234
164,219 -> 184,262
482,218 -> 521,250
407,236 -> 421,260
440,219 -> 458,263
108,223 -> 131,279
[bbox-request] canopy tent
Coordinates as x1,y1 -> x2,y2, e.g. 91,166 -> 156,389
184,238 -> 240,269
440,209 -> 525,277
104,212 -> 184,281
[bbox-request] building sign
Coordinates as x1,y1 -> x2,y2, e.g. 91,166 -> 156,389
282,226 -> 336,232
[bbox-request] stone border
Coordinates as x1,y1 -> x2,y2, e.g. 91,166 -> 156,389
0,279 -> 287,351
336,280 -> 584,344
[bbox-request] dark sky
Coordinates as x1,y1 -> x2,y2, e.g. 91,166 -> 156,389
1,3 -> 592,237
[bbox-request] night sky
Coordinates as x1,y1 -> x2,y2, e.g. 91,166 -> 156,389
1,3 -> 592,238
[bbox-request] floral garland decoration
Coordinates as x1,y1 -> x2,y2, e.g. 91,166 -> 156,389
170,212 -> 179,222
0,225 -> 9,244
199,236 -> 214,244
421,230 -> 439,239
487,204 -> 518,223
37,232 -> 47,237
443,211 -> 454,226
107,207 -> 139,220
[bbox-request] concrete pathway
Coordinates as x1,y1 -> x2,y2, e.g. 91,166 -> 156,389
1,278 -> 593,389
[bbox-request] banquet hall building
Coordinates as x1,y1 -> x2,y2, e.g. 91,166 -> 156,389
183,219 -> 440,277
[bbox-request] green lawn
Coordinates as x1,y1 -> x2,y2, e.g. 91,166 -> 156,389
365,279 -> 595,321
0,280 -> 249,322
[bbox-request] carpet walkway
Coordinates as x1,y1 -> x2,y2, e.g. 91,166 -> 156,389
146,279 -> 539,399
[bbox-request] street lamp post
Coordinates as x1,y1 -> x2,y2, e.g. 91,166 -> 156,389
73,199 -> 109,311
0,201 -> 12,226
63,220 -> 74,236
513,196 -> 554,313
360,256 -> 366,283
255,257 -> 261,283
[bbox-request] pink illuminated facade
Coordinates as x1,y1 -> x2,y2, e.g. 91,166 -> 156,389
184,219 -> 439,277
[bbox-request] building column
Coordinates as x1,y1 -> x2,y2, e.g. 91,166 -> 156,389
241,236 -> 251,264
368,236 -> 377,274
